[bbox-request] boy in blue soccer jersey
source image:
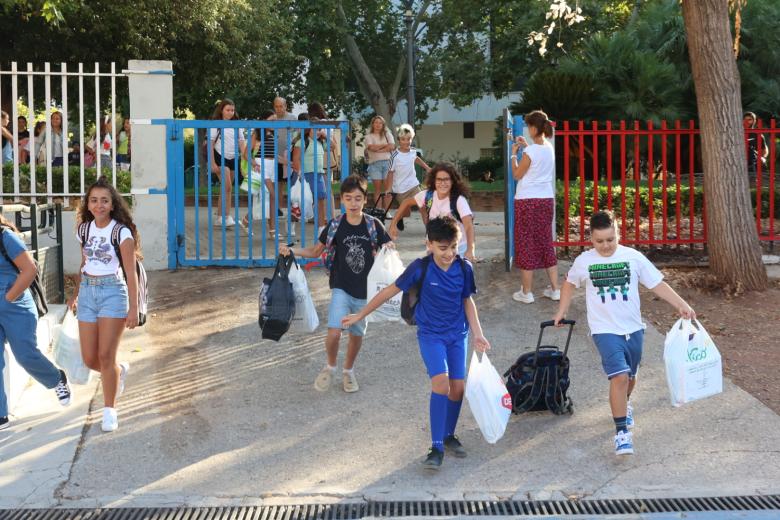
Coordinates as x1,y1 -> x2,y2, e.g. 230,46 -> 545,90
343,216 -> 490,470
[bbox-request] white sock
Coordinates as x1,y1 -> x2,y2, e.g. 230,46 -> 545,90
343,368 -> 354,375
325,364 -> 337,372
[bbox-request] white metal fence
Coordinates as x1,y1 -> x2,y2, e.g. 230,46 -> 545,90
0,62 -> 128,204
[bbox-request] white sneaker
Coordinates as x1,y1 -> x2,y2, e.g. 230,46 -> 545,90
118,362 -> 130,397
512,290 -> 535,304
101,407 -> 118,432
213,216 -> 223,227
614,430 -> 634,455
543,287 -> 561,301
314,365 -> 335,392
225,216 -> 236,227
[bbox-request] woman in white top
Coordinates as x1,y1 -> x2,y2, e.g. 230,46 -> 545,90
68,176 -> 140,432
364,115 -> 395,210
210,99 -> 247,227
510,110 -> 559,304
388,162 -> 476,261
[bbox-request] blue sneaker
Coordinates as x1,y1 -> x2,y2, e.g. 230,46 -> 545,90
626,403 -> 634,430
614,430 -> 634,455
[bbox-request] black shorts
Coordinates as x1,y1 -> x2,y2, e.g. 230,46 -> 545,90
213,151 -> 243,183
277,162 -> 288,182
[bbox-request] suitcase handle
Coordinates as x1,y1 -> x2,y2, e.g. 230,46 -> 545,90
535,319 -> 576,360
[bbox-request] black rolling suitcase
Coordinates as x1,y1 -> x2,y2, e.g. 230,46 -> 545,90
504,319 -> 576,415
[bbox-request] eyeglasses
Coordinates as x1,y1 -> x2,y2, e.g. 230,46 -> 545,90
435,177 -> 452,183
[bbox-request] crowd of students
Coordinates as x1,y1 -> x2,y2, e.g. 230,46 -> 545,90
0,106 -> 696,469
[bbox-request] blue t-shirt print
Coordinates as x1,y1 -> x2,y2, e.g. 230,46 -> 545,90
395,256 -> 477,336
84,235 -> 113,265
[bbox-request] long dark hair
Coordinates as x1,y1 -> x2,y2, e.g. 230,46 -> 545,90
424,162 -> 471,200
210,98 -> 238,120
78,176 -> 142,258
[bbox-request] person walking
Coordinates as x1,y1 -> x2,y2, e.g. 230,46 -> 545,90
1,215 -> 71,430
69,176 -> 140,432
210,99 -> 247,228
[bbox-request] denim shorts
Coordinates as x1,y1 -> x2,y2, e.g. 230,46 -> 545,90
327,288 -> 367,336
592,329 -> 644,379
367,160 -> 390,181
78,274 -> 129,322
303,172 -> 328,201
417,331 -> 468,379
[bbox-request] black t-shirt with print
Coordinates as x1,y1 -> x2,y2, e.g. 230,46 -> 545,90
318,216 -> 391,299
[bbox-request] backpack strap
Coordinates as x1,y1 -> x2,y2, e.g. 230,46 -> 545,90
77,221 -> 91,246
0,227 -> 17,271
416,254 -> 432,300
363,214 -> 379,255
423,190 -> 462,223
323,215 -> 345,272
110,223 -> 129,281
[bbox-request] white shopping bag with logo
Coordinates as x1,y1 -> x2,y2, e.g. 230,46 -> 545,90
365,246 -> 404,323
54,310 -> 92,385
465,352 -> 512,444
664,318 -> 723,407
288,261 -> 319,333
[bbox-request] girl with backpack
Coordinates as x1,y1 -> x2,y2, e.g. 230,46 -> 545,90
1,215 -> 72,431
210,99 -> 247,228
68,176 -> 140,432
388,162 -> 476,262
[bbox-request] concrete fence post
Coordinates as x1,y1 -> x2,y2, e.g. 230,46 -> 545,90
127,60 -> 173,271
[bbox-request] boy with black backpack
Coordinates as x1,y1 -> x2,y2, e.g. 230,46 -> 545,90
279,175 -> 392,393
343,216 -> 490,470
553,210 -> 695,456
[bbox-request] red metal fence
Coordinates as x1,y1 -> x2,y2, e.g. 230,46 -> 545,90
553,119 -> 778,248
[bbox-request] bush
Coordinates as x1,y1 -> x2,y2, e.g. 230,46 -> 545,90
460,156 -> 504,182
1,164 -> 131,196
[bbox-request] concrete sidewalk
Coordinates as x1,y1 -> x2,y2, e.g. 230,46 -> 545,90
2,212 -> 780,509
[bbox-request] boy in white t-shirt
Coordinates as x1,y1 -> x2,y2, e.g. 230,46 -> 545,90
387,124 -> 431,230
553,210 -> 695,456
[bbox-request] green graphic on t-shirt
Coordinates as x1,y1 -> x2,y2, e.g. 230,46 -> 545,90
588,262 -> 630,303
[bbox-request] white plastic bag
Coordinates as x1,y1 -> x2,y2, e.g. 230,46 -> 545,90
240,173 -> 271,221
288,262 -> 319,333
366,246 -> 404,323
465,352 -> 512,444
289,176 -> 314,220
664,318 -> 723,407
54,311 -> 92,385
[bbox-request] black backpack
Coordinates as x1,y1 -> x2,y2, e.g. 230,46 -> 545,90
401,255 -> 466,326
504,320 -> 576,415
0,226 -> 48,317
259,253 -> 296,341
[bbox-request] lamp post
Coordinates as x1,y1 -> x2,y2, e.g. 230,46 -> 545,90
403,3 -> 415,126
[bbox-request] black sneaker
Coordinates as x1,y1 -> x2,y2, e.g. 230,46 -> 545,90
422,447 -> 444,470
0,416 -> 9,431
397,218 -> 405,231
444,435 -> 467,458
54,370 -> 72,406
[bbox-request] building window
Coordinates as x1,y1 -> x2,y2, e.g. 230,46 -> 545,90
463,122 -> 475,139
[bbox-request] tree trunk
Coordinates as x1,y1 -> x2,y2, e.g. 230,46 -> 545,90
682,0 -> 768,291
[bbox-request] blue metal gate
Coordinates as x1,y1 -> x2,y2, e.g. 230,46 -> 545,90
158,118 -> 351,268
504,109 -> 525,271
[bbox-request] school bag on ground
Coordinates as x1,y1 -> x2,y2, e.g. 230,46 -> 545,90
465,352 -> 512,444
504,319 -> 576,415
288,259 -> 319,333
259,253 -> 296,341
0,225 -> 49,317
365,245 -> 404,323
400,255 -> 467,326
54,310 -> 92,385
78,222 -> 148,326
664,318 -> 723,407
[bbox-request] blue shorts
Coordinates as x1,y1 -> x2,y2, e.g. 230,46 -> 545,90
78,274 -> 129,322
418,331 -> 468,380
303,172 -> 328,201
592,329 -> 644,379
327,288 -> 367,336
367,160 -> 390,181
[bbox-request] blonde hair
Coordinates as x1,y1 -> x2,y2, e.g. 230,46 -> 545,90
397,123 -> 415,139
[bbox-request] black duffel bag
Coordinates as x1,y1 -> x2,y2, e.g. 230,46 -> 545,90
259,253 -> 296,341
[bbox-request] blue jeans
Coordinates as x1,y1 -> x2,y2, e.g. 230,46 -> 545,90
0,288 -> 61,417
